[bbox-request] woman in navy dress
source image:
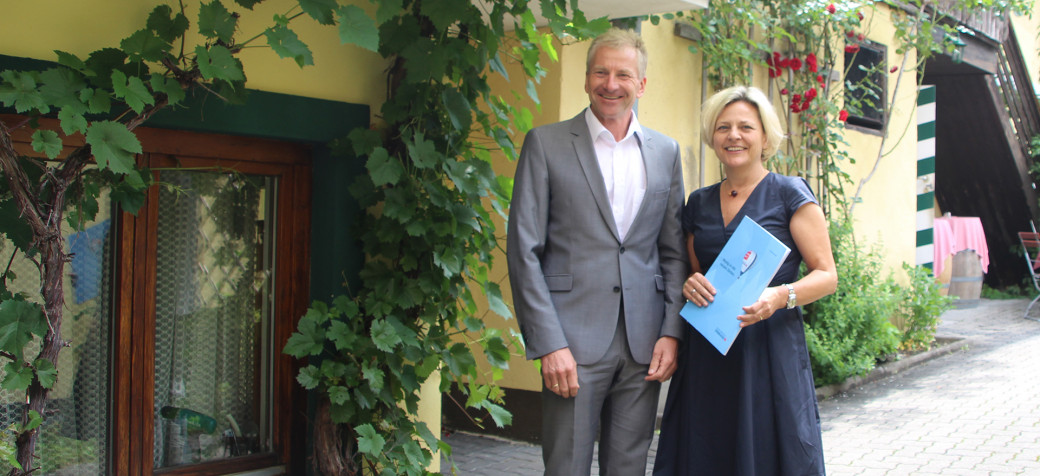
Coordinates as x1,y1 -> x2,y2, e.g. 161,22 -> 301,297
654,86 -> 838,475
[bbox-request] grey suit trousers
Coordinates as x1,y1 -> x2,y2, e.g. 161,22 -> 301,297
542,307 -> 661,476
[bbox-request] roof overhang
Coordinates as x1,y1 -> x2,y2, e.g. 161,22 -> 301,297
572,0 -> 710,19
476,0 -> 709,27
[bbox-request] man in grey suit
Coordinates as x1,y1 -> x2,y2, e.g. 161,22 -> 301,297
506,28 -> 687,475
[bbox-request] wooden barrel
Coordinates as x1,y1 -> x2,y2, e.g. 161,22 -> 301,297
948,249 -> 983,308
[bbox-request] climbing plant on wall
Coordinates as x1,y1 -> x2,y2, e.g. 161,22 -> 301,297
0,1 -> 605,474
281,1 -> 607,475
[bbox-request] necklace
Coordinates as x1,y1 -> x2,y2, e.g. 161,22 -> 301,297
725,171 -> 768,198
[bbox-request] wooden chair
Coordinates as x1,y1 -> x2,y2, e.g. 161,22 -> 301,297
1017,227 -> 1040,320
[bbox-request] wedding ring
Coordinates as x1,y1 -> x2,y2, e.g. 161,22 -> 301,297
553,384 -> 560,389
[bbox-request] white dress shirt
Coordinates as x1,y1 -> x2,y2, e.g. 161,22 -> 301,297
584,108 -> 647,242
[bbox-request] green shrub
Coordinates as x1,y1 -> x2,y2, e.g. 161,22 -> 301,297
981,282 -> 1031,299
893,263 -> 952,352
804,220 -> 901,386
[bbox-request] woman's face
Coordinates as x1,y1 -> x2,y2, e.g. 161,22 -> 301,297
712,100 -> 767,168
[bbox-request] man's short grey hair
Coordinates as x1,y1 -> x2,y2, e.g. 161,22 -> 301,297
586,28 -> 648,78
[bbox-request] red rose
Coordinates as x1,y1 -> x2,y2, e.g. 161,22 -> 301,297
845,44 -> 861,53
839,110 -> 849,122
790,57 -> 803,71
779,58 -> 791,69
816,74 -> 825,84
890,66 -> 899,73
846,31 -> 855,38
806,53 -> 818,73
826,3 -> 836,14
857,33 -> 865,41
792,94 -> 802,104
857,11 -> 864,20
805,87 -> 818,101
780,88 -> 790,95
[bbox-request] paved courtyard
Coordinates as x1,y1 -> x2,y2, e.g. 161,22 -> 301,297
441,298 -> 1040,475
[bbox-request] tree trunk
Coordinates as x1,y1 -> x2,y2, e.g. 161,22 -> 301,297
312,396 -> 357,476
0,120 -> 81,475
9,233 -> 66,476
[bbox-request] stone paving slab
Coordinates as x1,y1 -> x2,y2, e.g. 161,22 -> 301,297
441,298 -> 1040,475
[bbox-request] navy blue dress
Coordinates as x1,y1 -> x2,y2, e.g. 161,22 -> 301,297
654,173 -> 825,476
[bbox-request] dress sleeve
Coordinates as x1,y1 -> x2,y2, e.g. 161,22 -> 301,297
681,189 -> 701,235
783,176 -> 819,218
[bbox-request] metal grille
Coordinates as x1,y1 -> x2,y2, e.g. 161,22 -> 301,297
153,171 -> 274,468
0,192 -> 112,475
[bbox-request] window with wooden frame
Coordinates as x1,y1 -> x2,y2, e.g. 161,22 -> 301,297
844,39 -> 888,130
0,117 -> 311,476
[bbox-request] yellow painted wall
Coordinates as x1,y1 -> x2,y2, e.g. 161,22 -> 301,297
639,21 -> 708,196
0,0 -> 389,123
839,4 -> 920,280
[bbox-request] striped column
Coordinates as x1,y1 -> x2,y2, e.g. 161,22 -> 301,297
916,85 -> 936,271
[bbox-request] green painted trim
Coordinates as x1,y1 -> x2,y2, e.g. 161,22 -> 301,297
917,228 -> 933,246
0,53 -> 368,144
917,121 -> 936,141
917,191 -> 935,211
918,85 -> 936,105
0,54 -> 50,72
149,88 -> 366,144
917,157 -> 935,176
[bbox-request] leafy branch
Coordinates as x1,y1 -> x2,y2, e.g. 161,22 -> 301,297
280,1 -> 609,473
0,1 -> 327,472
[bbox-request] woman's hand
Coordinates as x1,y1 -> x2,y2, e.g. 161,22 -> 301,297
683,272 -> 716,307
737,285 -> 786,327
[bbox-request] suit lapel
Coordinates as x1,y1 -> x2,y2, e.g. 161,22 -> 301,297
627,130 -> 659,238
570,114 -> 621,242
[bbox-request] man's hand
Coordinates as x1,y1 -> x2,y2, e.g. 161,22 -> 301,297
541,348 -> 579,398
645,336 -> 679,382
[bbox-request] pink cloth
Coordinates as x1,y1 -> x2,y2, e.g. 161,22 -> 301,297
933,216 -> 989,276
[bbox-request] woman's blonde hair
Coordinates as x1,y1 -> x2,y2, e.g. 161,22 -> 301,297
700,85 -> 785,159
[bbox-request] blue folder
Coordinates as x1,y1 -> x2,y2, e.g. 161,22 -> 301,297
680,216 -> 790,355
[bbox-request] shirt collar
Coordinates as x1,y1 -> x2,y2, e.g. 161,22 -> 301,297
584,107 -> 642,144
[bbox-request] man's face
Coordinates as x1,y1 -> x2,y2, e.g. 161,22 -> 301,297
584,45 -> 646,125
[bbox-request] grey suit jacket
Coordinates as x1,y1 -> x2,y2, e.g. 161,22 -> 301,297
506,111 -> 687,366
